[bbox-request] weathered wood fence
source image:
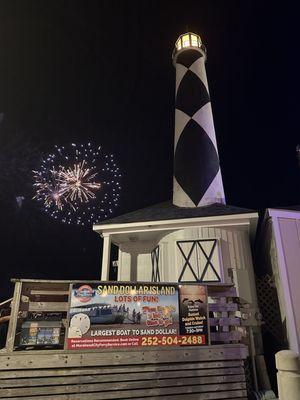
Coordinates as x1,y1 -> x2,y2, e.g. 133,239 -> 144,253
0,345 -> 248,399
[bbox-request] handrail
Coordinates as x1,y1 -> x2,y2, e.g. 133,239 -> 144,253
0,298 -> 13,308
10,278 -> 235,286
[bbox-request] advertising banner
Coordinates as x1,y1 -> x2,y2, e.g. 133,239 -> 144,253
67,282 -> 208,350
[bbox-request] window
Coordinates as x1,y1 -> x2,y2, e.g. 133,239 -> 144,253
151,246 -> 160,282
177,239 -> 222,283
175,32 -> 202,52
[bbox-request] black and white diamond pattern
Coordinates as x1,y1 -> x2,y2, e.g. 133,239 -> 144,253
173,48 -> 225,207
176,70 -> 210,117
174,119 -> 219,205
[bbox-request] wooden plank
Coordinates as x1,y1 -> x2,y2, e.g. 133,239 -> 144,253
209,318 -> 240,326
0,345 -> 248,370
0,359 -> 244,378
0,345 -> 248,369
13,279 -> 234,286
30,290 -> 70,295
63,284 -> 73,350
143,396 -> 247,400
2,392 -> 248,400
5,282 -> 22,352
0,347 -> 248,370
28,302 -> 68,312
233,232 -> 242,270
28,295 -> 69,303
0,367 -> 245,387
209,303 -> 238,312
207,287 -> 237,297
227,231 -> 237,268
210,332 -> 242,342
0,381 -> 247,398
1,343 -> 246,355
1,375 -> 246,395
21,281 -> 70,290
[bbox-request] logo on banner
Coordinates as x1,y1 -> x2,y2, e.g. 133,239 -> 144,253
74,285 -> 95,303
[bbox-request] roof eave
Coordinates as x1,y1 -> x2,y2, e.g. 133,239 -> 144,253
93,212 -> 259,236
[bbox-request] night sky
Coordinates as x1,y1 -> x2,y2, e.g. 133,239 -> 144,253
0,1 -> 299,301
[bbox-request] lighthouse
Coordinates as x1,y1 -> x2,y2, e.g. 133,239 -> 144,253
95,31 -> 258,301
93,31 -> 266,394
173,32 -> 225,207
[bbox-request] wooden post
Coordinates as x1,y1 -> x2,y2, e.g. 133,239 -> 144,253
101,234 -> 111,281
63,283 -> 73,350
5,281 -> 22,352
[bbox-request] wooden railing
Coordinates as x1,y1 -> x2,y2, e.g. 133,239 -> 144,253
0,280 -> 249,400
5,279 -> 247,352
207,285 -> 246,344
0,345 -> 248,399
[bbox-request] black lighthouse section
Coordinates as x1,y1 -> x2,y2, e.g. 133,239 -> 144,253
176,70 -> 210,117
176,49 -> 202,69
174,119 -> 219,205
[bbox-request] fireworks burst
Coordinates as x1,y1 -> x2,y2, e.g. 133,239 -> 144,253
33,143 -> 122,225
58,160 -> 102,204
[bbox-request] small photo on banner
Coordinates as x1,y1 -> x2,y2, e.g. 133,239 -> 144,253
179,285 -> 209,342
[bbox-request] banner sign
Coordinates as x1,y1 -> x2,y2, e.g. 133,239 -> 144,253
67,283 -> 208,350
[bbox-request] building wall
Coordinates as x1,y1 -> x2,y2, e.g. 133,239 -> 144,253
259,210 -> 300,354
276,216 -> 300,353
117,250 -> 131,281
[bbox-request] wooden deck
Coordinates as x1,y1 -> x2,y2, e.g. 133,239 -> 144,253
0,344 -> 248,399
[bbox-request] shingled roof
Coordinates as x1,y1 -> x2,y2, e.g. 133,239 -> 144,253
96,201 -> 256,226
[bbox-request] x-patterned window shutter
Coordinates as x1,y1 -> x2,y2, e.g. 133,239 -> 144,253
177,239 -> 221,283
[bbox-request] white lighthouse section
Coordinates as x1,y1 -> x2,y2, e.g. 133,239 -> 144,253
173,33 -> 225,207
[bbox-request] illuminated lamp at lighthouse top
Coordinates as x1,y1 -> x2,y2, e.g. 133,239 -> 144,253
173,32 -> 207,63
